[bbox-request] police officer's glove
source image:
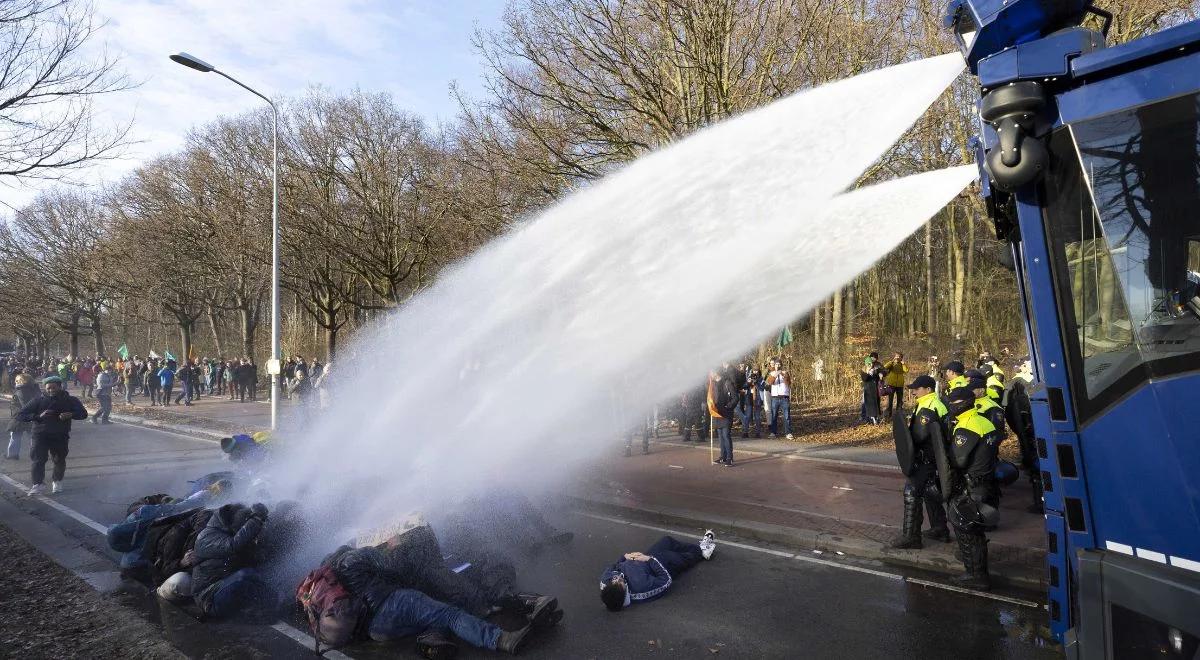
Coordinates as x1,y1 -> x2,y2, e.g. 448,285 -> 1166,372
250,502 -> 269,521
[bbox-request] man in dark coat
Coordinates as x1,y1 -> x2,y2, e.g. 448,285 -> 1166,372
18,376 -> 87,495
191,502 -> 278,619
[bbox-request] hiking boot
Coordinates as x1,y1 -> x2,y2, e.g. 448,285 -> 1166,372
416,630 -> 458,659
497,625 -> 531,655
51,481 -> 63,494
923,527 -> 953,543
525,595 -> 559,629
700,530 -> 716,559
27,483 -> 44,496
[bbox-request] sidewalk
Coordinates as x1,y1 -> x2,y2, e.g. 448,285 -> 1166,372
94,396 -> 1048,590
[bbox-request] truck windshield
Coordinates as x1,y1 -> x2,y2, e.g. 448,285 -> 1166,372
1043,92 -> 1200,418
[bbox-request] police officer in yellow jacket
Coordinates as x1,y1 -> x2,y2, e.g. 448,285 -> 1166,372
968,371 -> 1006,513
889,375 -> 952,549
945,386 -> 998,591
977,362 -> 1005,402
942,360 -> 969,394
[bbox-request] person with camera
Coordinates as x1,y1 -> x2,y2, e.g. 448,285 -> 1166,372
765,358 -> 793,439
883,352 -> 908,417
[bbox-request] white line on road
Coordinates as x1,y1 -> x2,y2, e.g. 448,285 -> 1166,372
667,465 -> 685,469
0,473 -> 107,534
576,510 -> 1039,608
270,622 -> 353,659
906,578 -> 1041,608
0,471 -> 348,658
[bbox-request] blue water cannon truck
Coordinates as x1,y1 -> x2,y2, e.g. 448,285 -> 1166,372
946,0 -> 1200,656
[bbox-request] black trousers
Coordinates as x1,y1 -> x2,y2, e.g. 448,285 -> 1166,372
30,435 -> 69,485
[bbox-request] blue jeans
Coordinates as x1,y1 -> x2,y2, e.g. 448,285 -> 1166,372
769,396 -> 791,435
646,536 -> 703,578
715,416 -> 733,463
204,568 -> 279,618
737,394 -> 758,434
368,589 -> 500,650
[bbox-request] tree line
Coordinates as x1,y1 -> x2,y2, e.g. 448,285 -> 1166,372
0,0 -> 1193,387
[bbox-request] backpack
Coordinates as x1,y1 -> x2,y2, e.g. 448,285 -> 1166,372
296,565 -> 361,653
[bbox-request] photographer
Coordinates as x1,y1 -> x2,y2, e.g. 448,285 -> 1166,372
765,358 -> 792,439
883,353 -> 908,417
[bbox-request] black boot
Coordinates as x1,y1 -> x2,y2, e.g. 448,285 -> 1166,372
950,532 -> 991,591
888,489 -> 923,549
416,630 -> 458,659
497,624 -> 531,655
922,490 -> 952,543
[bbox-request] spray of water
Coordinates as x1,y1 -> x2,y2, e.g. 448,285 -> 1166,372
267,54 -> 972,541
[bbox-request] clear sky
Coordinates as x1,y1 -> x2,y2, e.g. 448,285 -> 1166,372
1,0 -> 508,211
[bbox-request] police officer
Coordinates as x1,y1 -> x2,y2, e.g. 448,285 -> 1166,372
945,386 -> 998,590
889,375 -> 952,548
942,360 -> 969,394
967,370 -> 1006,511
1004,358 -> 1042,513
977,362 -> 1005,402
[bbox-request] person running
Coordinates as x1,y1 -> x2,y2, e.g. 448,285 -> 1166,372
17,376 -> 87,495
599,531 -> 716,611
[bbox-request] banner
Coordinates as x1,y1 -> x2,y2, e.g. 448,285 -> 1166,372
776,326 -> 794,349
149,350 -> 161,359
116,344 -> 129,360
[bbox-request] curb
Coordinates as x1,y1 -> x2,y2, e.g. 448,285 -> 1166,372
570,493 -> 1046,591
104,411 -> 227,441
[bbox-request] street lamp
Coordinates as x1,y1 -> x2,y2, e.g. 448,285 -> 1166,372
170,52 -> 282,431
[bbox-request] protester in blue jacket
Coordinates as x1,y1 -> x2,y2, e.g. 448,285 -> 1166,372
599,532 -> 716,611
158,362 -> 176,406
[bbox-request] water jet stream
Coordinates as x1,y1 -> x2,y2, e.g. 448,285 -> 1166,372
267,54 -> 973,541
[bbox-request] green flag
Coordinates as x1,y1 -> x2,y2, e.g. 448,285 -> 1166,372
165,350 -> 177,362
776,326 -> 794,349
117,344 -> 129,360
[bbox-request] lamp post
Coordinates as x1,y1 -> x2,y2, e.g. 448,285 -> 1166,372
170,52 -> 281,430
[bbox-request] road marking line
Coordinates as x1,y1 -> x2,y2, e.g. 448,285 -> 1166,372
270,622 -> 353,659
0,471 -> 351,658
578,510 -> 1042,608
668,465 -> 685,469
790,553 -> 903,579
0,473 -> 108,534
832,486 -> 854,491
906,578 -> 1040,608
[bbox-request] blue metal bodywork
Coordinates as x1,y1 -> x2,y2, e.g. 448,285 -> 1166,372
953,0 -> 1200,646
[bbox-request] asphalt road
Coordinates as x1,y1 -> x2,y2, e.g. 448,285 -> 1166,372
0,421 -> 1063,659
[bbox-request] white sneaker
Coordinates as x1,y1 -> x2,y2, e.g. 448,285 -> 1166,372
786,433 -> 794,440
699,530 -> 716,560
27,483 -> 44,496
51,481 -> 63,494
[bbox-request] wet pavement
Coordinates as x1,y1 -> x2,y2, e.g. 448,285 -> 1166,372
0,421 -> 1063,659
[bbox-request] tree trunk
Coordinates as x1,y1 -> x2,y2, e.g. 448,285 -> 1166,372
240,307 -> 256,360
206,306 -> 225,358
966,206 -> 977,333
68,312 -> 80,358
845,282 -> 856,336
948,207 -> 966,337
830,289 -> 843,359
179,324 -> 193,365
326,325 -> 338,361
90,315 -> 105,357
924,219 -> 934,336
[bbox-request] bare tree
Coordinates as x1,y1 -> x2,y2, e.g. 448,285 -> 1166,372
0,0 -> 132,188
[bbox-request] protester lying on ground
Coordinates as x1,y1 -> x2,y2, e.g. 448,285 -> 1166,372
150,507 -> 215,602
191,502 -> 281,620
300,528 -> 560,656
599,532 -> 716,611
433,490 -> 574,560
327,524 -> 561,622
107,482 -> 227,573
